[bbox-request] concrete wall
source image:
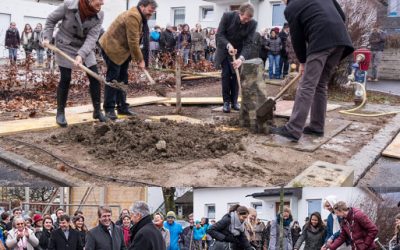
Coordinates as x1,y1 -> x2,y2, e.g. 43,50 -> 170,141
69,187 -> 147,229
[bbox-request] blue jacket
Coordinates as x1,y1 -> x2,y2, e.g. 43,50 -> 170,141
164,221 -> 183,250
193,227 -> 205,241
325,213 -> 341,242
0,227 -> 4,245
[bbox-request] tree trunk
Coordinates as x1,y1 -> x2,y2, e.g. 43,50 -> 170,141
162,187 -> 176,214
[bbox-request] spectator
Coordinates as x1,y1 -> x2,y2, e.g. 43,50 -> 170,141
52,208 -> 64,230
150,25 -> 161,66
244,207 -> 257,247
128,201 -> 165,250
121,214 -> 132,247
323,201 -> 378,250
6,216 -> 39,250
207,204 -> 253,250
270,0 -> 354,142
368,26 -> 386,82
279,23 -> 290,78
33,214 -> 43,233
85,206 -> 126,250
206,29 -> 216,62
179,214 -> 194,250
72,215 -> 88,247
290,221 -> 301,248
153,213 -> 170,250
24,216 -> 33,230
192,221 -> 205,250
116,209 -> 131,227
178,24 -> 192,65
266,29 -> 282,79
191,24 -> 205,63
21,23 -> 34,59
48,214 -> 83,250
163,211 -> 182,250
293,212 -> 326,250
392,213 -> 400,250
214,2 -> 257,113
73,211 -> 83,217
259,28 -> 269,67
200,217 -> 211,250
33,23 -> 45,67
323,195 -> 342,246
7,208 -> 23,231
269,206 -> 293,250
5,22 -> 20,64
0,212 -> 10,245
254,218 -> 265,250
35,216 -> 53,250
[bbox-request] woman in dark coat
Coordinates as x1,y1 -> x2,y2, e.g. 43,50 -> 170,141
207,204 -> 254,250
72,215 -> 87,246
5,22 -> 20,64
35,216 -> 53,250
293,212 -> 326,250
290,221 -> 301,248
43,0 -> 107,127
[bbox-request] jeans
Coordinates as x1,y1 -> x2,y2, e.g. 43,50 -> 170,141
8,48 -> 17,62
182,48 -> 190,65
268,53 -> 281,79
36,48 -> 45,64
371,51 -> 383,79
102,50 -> 131,112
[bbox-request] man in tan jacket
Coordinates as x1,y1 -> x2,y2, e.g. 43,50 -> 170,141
99,0 -> 157,120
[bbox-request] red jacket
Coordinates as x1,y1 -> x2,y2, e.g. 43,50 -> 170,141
329,208 -> 378,250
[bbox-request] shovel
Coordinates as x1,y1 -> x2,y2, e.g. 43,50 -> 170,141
142,68 -> 167,97
256,73 -> 301,123
45,43 -> 128,92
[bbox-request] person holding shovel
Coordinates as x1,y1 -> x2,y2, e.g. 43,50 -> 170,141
99,0 -> 157,120
214,3 -> 257,113
270,0 -> 354,142
42,0 -> 107,127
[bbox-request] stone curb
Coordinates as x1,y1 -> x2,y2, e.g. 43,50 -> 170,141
0,147 -> 88,186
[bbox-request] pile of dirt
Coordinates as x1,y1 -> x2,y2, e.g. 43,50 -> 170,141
48,118 -> 247,165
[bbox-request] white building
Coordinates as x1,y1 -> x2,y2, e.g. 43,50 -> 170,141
193,187 -> 381,226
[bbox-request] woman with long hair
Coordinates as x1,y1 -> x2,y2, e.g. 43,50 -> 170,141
207,204 -> 254,250
121,214 -> 132,247
35,216 -> 53,250
178,24 -> 192,65
269,206 -> 293,250
21,23 -> 34,58
290,221 -> 301,248
72,215 -> 87,246
33,23 -> 45,67
293,212 -> 326,250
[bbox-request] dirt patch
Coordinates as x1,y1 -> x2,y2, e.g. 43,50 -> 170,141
48,118 -> 247,165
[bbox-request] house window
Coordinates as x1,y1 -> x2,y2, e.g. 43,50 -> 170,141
172,7 -> 185,26
206,204 -> 216,219
272,3 -> 286,27
389,0 -> 400,17
307,199 -> 322,217
252,203 -> 263,214
200,6 -> 214,22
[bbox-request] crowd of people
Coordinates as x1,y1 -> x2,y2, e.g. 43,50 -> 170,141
0,195 -> 396,250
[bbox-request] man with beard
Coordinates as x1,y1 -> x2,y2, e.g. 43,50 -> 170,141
99,0 -> 157,120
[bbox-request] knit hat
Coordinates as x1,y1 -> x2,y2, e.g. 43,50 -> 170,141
33,214 -> 43,224
324,195 -> 338,209
166,211 -> 176,219
195,220 -> 201,224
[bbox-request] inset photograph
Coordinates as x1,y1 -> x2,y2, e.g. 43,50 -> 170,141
0,187 -> 398,250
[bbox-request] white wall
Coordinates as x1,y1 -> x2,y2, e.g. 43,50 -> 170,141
193,187 -> 267,221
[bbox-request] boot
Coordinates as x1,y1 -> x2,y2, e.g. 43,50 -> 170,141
89,69 -> 108,122
223,102 -> 231,113
56,87 -> 68,127
93,105 -> 108,122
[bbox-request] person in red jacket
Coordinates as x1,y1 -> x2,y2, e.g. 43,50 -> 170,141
322,201 -> 378,250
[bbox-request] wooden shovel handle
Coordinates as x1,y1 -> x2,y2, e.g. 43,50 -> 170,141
273,73 -> 301,101
45,43 -> 104,83
142,68 -> 156,85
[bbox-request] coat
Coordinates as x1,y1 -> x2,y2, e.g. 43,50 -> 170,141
5,28 -> 20,48
85,223 -> 127,250
284,0 -> 354,64
268,219 -> 293,250
43,0 -> 104,69
329,208 -> 378,250
99,7 -> 143,65
48,228 -> 83,250
207,214 -> 252,250
279,30 -> 289,57
369,30 -> 386,51
6,228 -> 39,250
163,221 -> 182,250
159,30 -> 176,52
214,11 -> 257,67
293,225 -> 326,250
266,36 -> 282,55
191,31 -> 205,52
180,226 -> 194,250
35,229 -> 52,250
128,216 -> 166,250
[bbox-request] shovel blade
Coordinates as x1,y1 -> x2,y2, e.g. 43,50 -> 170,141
256,98 -> 276,123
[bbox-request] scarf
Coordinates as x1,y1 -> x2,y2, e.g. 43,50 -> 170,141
229,212 -> 245,236
22,32 -> 32,45
276,214 -> 293,227
122,226 -> 131,247
79,0 -> 99,22
137,6 -> 150,67
16,231 -> 28,250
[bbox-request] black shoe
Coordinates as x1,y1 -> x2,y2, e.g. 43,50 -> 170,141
56,110 -> 68,127
232,103 -> 240,111
223,102 -> 231,113
117,108 -> 137,116
303,126 -> 324,137
93,110 -> 108,122
105,110 -> 118,120
270,126 -> 299,142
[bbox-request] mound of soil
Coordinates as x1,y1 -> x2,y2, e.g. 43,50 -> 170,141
48,118 -> 247,165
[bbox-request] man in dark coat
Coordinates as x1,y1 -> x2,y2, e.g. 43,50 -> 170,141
324,201 -> 378,250
128,201 -> 165,250
214,3 -> 257,113
368,27 -> 386,82
279,23 -> 290,78
85,206 -> 126,250
48,215 -> 83,250
270,0 -> 354,142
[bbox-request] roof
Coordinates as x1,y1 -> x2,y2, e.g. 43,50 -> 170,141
175,191 -> 193,204
248,187 -> 303,199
